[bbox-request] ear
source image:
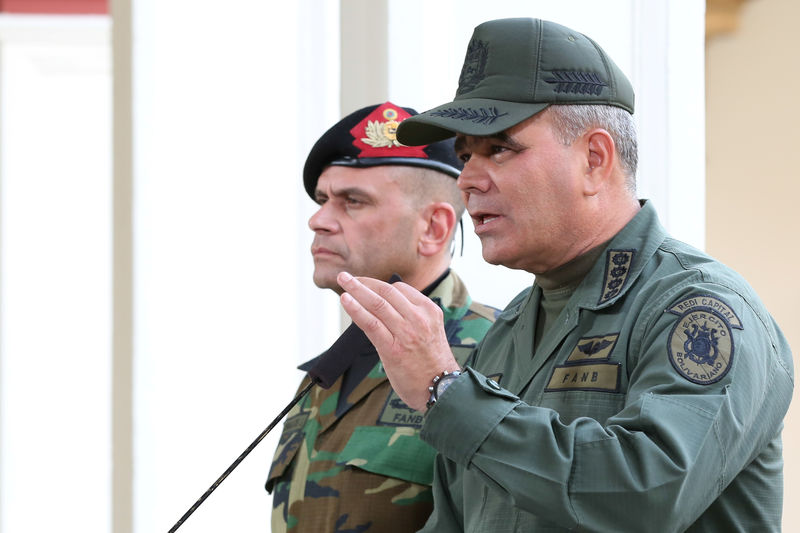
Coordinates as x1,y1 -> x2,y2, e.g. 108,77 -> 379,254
584,129 -> 616,196
418,202 -> 457,257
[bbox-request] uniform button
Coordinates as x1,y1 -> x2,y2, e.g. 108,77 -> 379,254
485,378 -> 501,390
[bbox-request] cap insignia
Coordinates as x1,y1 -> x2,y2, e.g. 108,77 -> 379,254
361,117 -> 401,148
457,39 -> 489,95
430,106 -> 508,125
545,71 -> 607,96
349,102 -> 427,159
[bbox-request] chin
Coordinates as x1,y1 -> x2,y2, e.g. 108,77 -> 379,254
481,249 -> 528,271
480,246 -> 508,267
312,272 -> 342,293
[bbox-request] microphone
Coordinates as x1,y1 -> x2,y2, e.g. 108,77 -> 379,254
167,274 -> 402,531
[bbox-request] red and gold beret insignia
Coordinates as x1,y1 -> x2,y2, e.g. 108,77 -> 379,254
349,101 -> 428,159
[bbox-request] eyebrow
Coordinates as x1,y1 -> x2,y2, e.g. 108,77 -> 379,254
334,185 -> 368,196
319,185 -> 374,201
454,131 -> 524,153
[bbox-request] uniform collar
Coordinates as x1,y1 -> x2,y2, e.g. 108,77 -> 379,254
492,200 -> 666,323
575,199 -> 667,310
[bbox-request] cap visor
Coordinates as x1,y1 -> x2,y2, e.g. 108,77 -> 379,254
397,98 -> 550,146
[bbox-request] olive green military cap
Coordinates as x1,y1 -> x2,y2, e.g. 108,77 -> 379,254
396,18 -> 635,146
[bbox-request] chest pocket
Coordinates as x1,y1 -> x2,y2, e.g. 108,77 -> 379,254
269,413 -> 437,488
539,390 -> 625,425
538,338 -> 626,425
334,344 -> 473,486
265,410 -> 308,492
337,425 -> 437,486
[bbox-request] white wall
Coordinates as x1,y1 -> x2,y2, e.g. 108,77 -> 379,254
0,14 -> 112,533
128,1 -> 341,531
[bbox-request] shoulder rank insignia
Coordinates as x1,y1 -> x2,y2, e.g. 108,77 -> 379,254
666,295 -> 742,385
598,249 -> 635,304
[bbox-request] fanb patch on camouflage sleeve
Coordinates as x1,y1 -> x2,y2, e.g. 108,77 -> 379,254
377,390 -> 424,429
666,295 -> 742,385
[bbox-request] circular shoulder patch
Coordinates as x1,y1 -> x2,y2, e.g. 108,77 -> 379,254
667,308 -> 734,385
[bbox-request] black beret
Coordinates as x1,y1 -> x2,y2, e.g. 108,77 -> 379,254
303,101 -> 463,199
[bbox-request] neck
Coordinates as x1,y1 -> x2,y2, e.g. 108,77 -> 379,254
402,256 -> 451,291
556,194 -> 640,273
536,241 -> 607,291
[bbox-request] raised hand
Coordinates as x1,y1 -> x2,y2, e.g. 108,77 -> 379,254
337,271 -> 460,412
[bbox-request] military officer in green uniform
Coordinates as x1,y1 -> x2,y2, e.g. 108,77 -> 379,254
337,19 -> 794,532
266,102 -> 498,532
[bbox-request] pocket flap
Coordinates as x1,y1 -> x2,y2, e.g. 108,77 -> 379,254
265,411 -> 309,492
337,425 -> 437,486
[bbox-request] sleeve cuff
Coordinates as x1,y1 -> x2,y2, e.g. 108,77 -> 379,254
421,366 -> 519,466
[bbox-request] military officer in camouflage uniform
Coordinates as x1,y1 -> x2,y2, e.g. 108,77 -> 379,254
337,19 -> 794,532
266,102 -> 498,532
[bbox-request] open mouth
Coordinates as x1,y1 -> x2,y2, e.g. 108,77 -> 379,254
472,213 -> 501,227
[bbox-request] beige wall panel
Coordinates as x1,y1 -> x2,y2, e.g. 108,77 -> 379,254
706,0 -> 799,529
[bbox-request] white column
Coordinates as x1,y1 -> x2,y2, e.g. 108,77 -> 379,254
128,1 -> 341,531
633,0 -> 707,250
0,14 -> 112,533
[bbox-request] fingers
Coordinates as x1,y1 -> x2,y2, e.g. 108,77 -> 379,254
338,272 -> 442,343
337,271 -> 458,412
339,289 -> 395,349
338,273 -> 405,324
349,275 -> 440,321
337,272 -> 401,349
339,272 -> 403,318
390,281 -> 435,307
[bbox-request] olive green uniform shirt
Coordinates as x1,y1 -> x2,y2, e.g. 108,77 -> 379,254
421,201 -> 794,532
267,271 -> 497,532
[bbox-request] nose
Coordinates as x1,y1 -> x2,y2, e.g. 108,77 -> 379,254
308,202 -> 339,233
456,157 -> 492,195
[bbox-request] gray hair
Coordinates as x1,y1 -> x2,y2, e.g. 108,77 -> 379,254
546,105 -> 638,195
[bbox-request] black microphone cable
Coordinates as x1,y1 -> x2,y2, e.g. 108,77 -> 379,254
168,379 -> 316,532
168,274 -> 402,531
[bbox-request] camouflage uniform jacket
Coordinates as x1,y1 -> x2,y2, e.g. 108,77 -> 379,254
266,270 -> 497,533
